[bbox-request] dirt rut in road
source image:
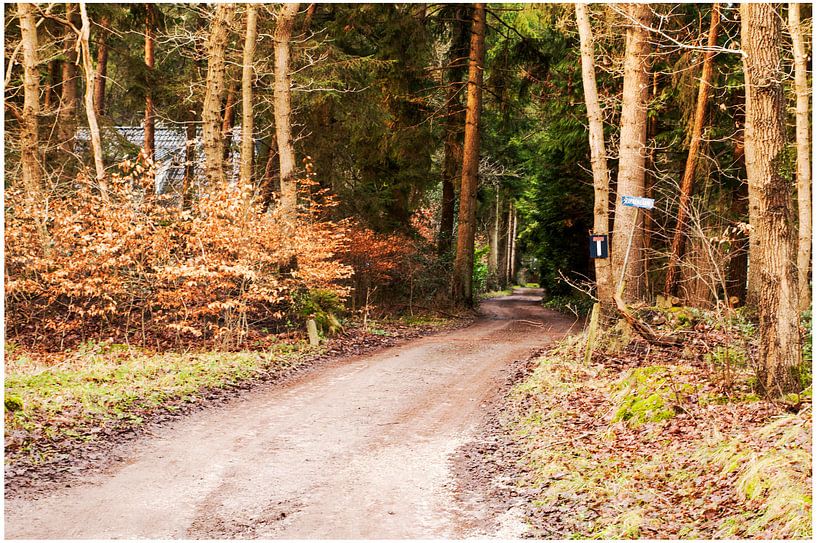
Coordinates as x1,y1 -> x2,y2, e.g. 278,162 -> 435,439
4,290 -> 576,539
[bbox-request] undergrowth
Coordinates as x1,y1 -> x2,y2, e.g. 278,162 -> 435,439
510,327 -> 812,539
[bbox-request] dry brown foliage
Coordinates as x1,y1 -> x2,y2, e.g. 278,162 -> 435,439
5,164 -> 352,351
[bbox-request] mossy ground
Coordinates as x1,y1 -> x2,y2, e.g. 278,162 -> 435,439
509,329 -> 812,539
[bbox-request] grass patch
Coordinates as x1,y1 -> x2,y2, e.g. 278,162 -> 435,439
4,341 -> 316,462
480,289 -> 514,299
699,412 -> 812,539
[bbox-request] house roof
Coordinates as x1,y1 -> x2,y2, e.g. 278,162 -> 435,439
75,125 -> 251,194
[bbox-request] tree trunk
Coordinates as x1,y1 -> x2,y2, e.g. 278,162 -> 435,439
17,2 -> 43,195
261,134 -> 279,211
501,198 -> 513,288
438,81 -> 461,255
79,2 -> 107,197
509,204 -> 518,284
202,4 -> 235,188
451,3 -> 486,306
487,189 -> 500,287
438,5 -> 469,255
664,3 -> 721,298
93,14 -> 109,117
788,3 -> 811,312
576,2 -> 614,315
611,3 -> 652,302
301,3 -> 315,34
240,5 -> 257,185
221,79 -> 238,161
273,3 -> 300,221
182,112 -> 197,209
643,71 -> 659,294
144,4 -> 156,164
57,3 -> 79,157
741,2 -> 802,395
43,59 -> 59,112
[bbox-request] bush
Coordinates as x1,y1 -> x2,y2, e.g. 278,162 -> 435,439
341,220 -> 450,309
4,168 -> 352,350
294,289 -> 345,335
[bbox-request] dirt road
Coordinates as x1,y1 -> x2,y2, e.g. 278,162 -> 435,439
4,289 -> 576,539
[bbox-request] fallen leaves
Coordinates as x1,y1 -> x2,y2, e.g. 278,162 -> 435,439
456,333 -> 812,539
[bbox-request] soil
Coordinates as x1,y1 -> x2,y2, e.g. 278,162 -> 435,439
3,288 -> 577,539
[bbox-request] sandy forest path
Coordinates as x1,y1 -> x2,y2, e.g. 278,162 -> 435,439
4,289 -> 576,539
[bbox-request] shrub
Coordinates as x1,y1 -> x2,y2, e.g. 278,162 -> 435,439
5,167 -> 352,350
341,219 -> 450,309
294,288 -> 345,335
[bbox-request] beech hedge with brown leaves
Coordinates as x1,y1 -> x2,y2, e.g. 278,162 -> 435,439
5,172 -> 353,351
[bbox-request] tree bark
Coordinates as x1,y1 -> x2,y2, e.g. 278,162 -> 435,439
788,3 -> 811,312
741,2 -> 802,395
57,3 -> 80,157
438,5 -> 469,255
509,203 -> 518,284
44,59 -> 59,112
438,81 -> 462,255
664,3 -> 721,298
451,3 -> 486,306
301,3 -> 315,34
182,112 -> 197,210
273,3 -> 300,221
221,79 -> 238,161
576,2 -> 614,315
202,4 -> 235,188
78,2 -> 107,197
17,2 -> 43,195
144,4 -> 156,164
611,3 -> 652,302
643,71 -> 659,292
504,200 -> 513,286
487,188 -> 500,287
261,134 -> 279,211
93,14 -> 109,117
240,5 -> 257,185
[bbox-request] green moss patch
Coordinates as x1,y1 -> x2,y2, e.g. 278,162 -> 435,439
610,366 -> 696,426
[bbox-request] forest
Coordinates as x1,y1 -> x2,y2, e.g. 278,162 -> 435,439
3,2 -> 814,539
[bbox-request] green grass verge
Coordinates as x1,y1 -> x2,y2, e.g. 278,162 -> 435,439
4,341 -> 316,462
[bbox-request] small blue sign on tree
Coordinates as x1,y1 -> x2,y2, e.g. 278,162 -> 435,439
589,234 -> 609,259
621,195 -> 655,209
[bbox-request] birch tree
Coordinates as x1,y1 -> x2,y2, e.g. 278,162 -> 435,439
742,2 -> 802,395
452,3 -> 486,306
